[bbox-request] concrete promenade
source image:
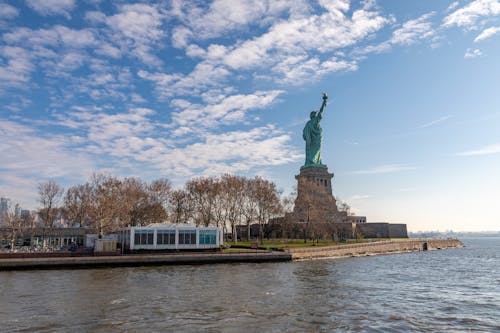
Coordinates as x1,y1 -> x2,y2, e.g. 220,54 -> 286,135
0,239 -> 462,270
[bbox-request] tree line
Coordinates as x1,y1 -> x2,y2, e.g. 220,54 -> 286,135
32,174 -> 283,241
3,173 -> 354,247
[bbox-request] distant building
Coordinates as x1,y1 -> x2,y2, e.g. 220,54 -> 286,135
346,216 -> 367,223
0,198 -> 10,226
20,210 -> 31,220
0,227 -> 96,248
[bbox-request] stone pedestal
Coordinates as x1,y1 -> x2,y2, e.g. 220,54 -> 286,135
287,166 -> 347,224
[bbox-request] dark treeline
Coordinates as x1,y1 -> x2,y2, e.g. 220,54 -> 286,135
34,174 -> 283,241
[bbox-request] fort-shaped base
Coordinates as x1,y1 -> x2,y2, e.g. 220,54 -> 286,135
288,165 -> 346,224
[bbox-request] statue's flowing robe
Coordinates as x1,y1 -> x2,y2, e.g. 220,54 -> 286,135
303,113 -> 322,166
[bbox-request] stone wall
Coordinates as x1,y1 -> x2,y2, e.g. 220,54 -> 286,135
356,223 -> 390,238
287,239 -> 462,260
355,223 -> 408,238
388,224 -> 408,238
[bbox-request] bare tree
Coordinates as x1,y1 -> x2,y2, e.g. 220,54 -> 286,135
168,188 -> 193,224
186,177 -> 217,227
149,178 -> 171,209
221,175 -> 245,243
63,183 -> 92,227
242,179 -> 258,241
252,176 -> 282,244
210,180 -> 227,231
5,203 -> 23,251
38,180 -> 64,229
121,177 -> 169,227
87,174 -> 124,237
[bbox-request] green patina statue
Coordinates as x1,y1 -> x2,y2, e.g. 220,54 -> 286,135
302,92 -> 328,167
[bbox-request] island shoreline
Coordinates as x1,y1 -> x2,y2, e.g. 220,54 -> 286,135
0,239 -> 462,271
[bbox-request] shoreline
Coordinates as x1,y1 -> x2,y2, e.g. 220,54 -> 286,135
0,239 -> 462,271
286,238 -> 463,260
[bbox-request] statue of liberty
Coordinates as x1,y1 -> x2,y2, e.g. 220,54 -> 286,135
303,92 -> 328,167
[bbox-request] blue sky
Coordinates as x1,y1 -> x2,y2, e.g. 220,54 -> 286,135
1,0 -> 499,231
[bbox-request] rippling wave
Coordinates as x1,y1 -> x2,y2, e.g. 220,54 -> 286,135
0,237 -> 499,332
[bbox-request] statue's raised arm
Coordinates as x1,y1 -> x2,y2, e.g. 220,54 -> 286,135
318,92 -> 328,117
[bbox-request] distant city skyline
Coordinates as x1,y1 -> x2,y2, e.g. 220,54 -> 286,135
1,0 -> 499,231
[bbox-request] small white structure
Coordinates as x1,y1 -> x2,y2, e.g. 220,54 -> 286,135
94,239 -> 117,252
124,223 -> 223,251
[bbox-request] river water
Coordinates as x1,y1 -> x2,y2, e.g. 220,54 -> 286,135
0,237 -> 499,332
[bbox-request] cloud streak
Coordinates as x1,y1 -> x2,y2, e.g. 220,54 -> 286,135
474,26 -> 500,41
457,143 -> 500,156
350,164 -> 417,175
420,115 -> 452,128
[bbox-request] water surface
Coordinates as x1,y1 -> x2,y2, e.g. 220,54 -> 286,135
0,237 -> 499,332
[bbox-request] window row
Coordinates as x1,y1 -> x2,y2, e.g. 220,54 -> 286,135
199,230 -> 217,244
157,230 -> 176,245
134,229 -> 217,245
178,230 -> 196,245
135,230 -> 154,245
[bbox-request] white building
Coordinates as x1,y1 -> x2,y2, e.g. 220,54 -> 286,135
124,223 -> 223,251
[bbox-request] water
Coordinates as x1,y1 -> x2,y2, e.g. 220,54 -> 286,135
0,237 -> 499,332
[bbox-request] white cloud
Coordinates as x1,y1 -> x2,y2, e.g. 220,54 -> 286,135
4,25 -> 97,49
457,143 -> 500,156
350,164 -> 417,175
0,46 -> 34,88
391,12 -> 436,45
356,12 -> 436,55
0,3 -> 19,19
443,0 -> 500,28
154,125 -> 302,176
271,56 -> 358,84
102,3 -> 166,65
447,1 -> 460,13
163,2 -> 390,88
138,62 -> 231,97
170,0 -> 302,46
169,90 -> 284,129
221,6 -> 388,71
350,194 -> 372,200
26,0 -> 75,19
106,4 -> 164,43
53,106 -> 300,178
0,120 -> 94,207
474,25 -> 500,41
464,48 -> 482,58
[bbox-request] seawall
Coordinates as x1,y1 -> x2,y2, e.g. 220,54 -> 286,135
287,239 -> 463,260
0,251 -> 292,271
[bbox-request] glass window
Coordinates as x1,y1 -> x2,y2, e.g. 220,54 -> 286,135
157,230 -> 176,245
179,230 -> 196,245
134,230 -> 154,245
199,230 -> 217,245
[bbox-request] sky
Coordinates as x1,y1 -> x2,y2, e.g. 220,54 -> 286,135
0,0 -> 499,232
